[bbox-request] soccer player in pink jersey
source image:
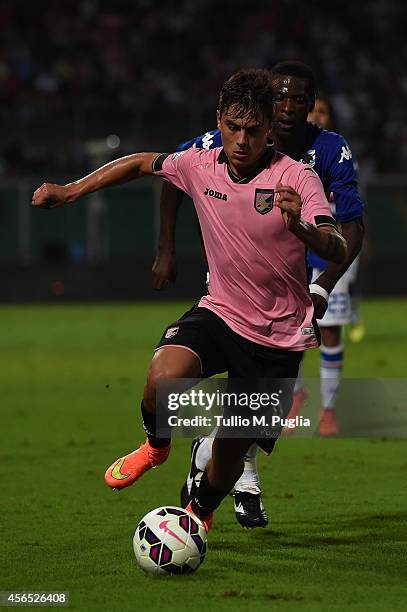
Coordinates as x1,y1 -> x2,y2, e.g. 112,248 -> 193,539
156,64 -> 364,529
32,69 -> 346,530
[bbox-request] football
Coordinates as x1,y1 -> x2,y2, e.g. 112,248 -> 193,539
133,506 -> 207,575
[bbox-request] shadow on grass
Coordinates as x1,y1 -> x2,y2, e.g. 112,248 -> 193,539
253,511 -> 407,547
200,512 -> 407,582
208,512 -> 407,559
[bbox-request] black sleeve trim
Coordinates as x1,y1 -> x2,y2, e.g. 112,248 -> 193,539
152,153 -> 169,172
315,215 -> 337,228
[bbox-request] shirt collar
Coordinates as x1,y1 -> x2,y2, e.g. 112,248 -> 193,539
217,146 -> 275,184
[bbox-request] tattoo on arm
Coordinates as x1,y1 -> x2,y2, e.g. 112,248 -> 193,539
312,218 -> 364,292
291,218 -> 347,264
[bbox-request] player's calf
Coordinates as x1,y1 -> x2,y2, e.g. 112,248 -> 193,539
105,346 -> 201,490
319,342 -> 343,436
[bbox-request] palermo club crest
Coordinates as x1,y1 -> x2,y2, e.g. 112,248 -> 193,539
254,189 -> 274,215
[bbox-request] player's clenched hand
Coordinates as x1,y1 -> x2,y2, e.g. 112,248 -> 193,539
310,293 -> 328,319
275,183 -> 302,228
32,183 -> 70,209
152,252 -> 177,290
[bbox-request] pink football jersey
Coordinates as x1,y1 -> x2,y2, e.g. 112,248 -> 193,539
155,147 -> 336,350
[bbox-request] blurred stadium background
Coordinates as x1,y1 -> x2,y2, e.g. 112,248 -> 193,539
1,0 -> 406,301
2,4 -> 407,609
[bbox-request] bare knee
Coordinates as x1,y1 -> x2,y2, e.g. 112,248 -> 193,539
143,360 -> 176,410
143,347 -> 201,411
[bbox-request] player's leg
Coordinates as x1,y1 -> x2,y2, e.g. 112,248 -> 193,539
231,342 -> 302,527
347,256 -> 366,343
181,437 -> 268,528
187,437 -> 254,531
187,345 -> 303,530
181,318 -> 259,526
105,304 -> 228,490
106,304 -> 229,490
233,442 -> 268,528
283,355 -> 309,433
180,435 -> 214,508
234,443 -> 260,494
319,325 -> 343,436
313,266 -> 353,435
105,346 -> 201,489
181,434 -> 268,527
208,438 -> 254,492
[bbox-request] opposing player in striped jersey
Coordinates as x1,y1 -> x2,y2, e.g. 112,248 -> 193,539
298,94 -> 364,435
152,62 -> 364,528
308,94 -> 365,346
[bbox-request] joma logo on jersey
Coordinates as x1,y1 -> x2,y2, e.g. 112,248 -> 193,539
204,187 -> 228,201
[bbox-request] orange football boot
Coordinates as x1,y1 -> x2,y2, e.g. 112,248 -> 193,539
104,439 -> 170,490
186,501 -> 213,533
318,409 -> 339,436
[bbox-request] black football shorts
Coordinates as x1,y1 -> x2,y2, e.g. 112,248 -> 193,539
156,304 -> 303,453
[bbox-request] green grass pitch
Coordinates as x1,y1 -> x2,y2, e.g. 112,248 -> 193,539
1,299 -> 406,611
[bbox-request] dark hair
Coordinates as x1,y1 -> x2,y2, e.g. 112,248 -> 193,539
218,68 -> 274,121
314,92 -> 337,130
271,61 -> 316,106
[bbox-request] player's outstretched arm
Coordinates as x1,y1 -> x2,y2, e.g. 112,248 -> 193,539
275,184 -> 347,264
151,181 -> 184,290
32,153 -> 161,209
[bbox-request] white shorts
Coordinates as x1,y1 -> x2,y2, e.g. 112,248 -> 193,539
312,257 -> 360,327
